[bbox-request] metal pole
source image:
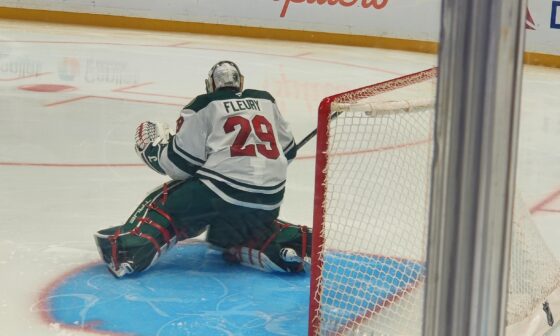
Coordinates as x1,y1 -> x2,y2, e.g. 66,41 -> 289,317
423,0 -> 527,334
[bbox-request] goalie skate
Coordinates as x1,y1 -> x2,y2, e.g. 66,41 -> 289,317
221,219 -> 312,273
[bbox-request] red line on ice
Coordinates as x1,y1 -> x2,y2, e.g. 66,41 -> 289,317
168,42 -> 192,47
45,95 -> 184,107
529,188 -> 560,214
45,95 -> 92,107
538,208 -> 560,213
113,82 -> 190,99
3,40 -> 403,75
112,82 -> 155,91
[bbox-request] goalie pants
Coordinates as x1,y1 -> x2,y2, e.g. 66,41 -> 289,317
94,178 -> 308,276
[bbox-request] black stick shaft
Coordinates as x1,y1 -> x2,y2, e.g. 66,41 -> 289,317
295,111 -> 341,151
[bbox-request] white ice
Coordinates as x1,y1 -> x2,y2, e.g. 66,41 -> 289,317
0,20 -> 558,335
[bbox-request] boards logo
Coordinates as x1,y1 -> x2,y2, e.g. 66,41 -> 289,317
523,3 -> 560,30
58,57 -> 80,81
552,1 -> 560,29
526,8 -> 536,30
279,0 -> 389,18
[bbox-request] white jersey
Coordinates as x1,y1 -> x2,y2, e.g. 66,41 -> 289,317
159,88 -> 297,210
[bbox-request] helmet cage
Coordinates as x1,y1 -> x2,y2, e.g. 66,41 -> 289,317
205,61 -> 244,93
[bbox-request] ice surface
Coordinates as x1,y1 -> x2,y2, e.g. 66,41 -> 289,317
0,19 -> 559,335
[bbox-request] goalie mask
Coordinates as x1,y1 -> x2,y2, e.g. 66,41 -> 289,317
205,61 -> 244,93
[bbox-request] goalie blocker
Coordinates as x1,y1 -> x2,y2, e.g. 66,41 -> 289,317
94,179 -> 312,277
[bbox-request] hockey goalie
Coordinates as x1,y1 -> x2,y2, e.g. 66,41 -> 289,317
94,61 -> 311,277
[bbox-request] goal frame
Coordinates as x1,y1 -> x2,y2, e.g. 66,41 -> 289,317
308,68 -> 438,336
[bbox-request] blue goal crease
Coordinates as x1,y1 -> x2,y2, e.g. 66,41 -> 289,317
45,242 -> 424,336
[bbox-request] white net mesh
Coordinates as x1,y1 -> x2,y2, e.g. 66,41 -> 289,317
312,68 -> 560,335
508,196 -> 560,326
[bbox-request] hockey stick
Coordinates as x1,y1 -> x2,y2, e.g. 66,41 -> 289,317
294,98 -> 433,151
295,111 -> 342,151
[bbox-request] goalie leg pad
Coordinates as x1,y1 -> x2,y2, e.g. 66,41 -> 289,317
94,181 -> 185,278
94,226 -> 170,278
94,179 -> 221,277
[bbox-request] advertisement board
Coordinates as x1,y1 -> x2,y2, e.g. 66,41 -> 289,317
0,0 -> 557,55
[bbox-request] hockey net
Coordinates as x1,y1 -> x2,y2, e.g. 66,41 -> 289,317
309,68 -> 560,335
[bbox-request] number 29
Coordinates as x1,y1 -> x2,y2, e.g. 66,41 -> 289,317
223,115 -> 280,160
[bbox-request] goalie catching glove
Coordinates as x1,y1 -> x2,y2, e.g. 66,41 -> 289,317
135,121 -> 175,174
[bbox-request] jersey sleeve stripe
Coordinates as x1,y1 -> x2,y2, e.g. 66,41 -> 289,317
196,167 -> 285,192
283,139 -> 297,162
166,141 -> 202,176
200,180 -> 282,211
199,178 -> 284,210
283,139 -> 295,152
173,139 -> 206,165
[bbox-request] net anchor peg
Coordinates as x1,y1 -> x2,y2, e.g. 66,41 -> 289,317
543,301 -> 555,327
